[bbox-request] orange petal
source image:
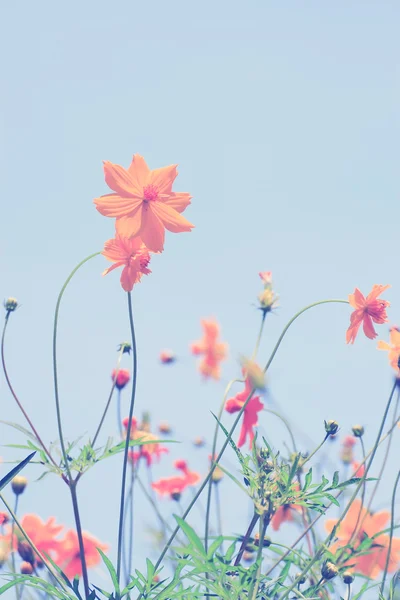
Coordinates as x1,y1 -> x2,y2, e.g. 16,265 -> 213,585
103,262 -> 125,276
140,206 -> 165,252
163,192 -> 192,213
346,320 -> 362,344
352,288 -> 366,308
151,201 -> 194,233
366,284 -> 391,303
364,510 -> 390,536
127,154 -> 150,190
94,193 -> 141,218
363,314 -> 377,339
103,161 -> 142,197
150,164 -> 178,194
377,341 -> 391,351
120,265 -> 139,292
116,205 -> 144,238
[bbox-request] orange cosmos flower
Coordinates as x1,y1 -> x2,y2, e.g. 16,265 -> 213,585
346,285 -> 390,344
152,460 -> 200,499
377,326 -> 400,372
122,417 -> 168,466
271,486 -> 303,531
191,319 -> 228,380
57,530 -> 108,579
325,499 -> 400,578
102,235 -> 151,292
94,154 -> 194,252
9,515 -> 64,562
225,373 -> 264,448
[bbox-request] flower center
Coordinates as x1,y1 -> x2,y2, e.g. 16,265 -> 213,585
143,184 -> 159,202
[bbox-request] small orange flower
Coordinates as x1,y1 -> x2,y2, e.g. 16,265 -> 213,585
122,417 -> 168,466
225,373 -> 264,448
271,486 -> 302,531
191,319 -> 228,380
159,350 -> 176,364
102,235 -> 151,292
346,285 -> 390,344
57,530 -> 108,579
10,515 -> 64,561
340,435 -> 357,465
325,499 -> 400,578
152,460 -> 200,499
111,368 -> 130,390
94,154 -> 194,252
377,326 -> 400,372
352,461 -> 365,478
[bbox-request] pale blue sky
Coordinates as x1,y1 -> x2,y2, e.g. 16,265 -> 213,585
1,0 -> 399,595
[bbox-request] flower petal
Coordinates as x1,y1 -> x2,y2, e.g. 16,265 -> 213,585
103,161 -> 142,197
94,193 -> 141,218
127,154 -> 150,190
377,341 -> 392,351
366,284 -> 391,303
363,314 -> 377,339
346,319 -> 362,344
140,205 -> 165,252
120,264 -> 139,292
163,192 -> 192,213
116,205 -> 144,238
151,201 -> 194,233
150,164 -> 178,194
103,261 -> 125,276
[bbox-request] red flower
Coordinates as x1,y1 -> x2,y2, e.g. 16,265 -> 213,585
225,374 -> 263,448
112,368 -> 130,390
57,530 -> 108,579
102,236 -> 151,292
191,319 -> 228,380
152,460 -> 200,499
346,285 -> 390,344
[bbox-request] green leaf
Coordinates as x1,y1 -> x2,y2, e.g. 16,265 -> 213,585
288,453 -> 301,484
98,548 -> 120,596
206,536 -> 224,560
174,516 -> 206,556
332,470 -> 339,488
304,468 -> 313,490
0,451 -> 36,492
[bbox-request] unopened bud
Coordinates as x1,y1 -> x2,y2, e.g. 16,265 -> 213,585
170,491 -> 181,502
254,533 -> 271,547
240,357 -> 266,392
11,476 -> 27,495
158,422 -> 172,435
296,573 -> 306,585
18,541 -> 35,564
117,342 -> 131,354
20,561 -> 34,575
325,420 -> 339,436
193,436 -> 205,448
211,465 -> 224,484
321,561 -> 339,580
343,571 -> 354,584
352,425 -> 364,438
4,298 -> 18,313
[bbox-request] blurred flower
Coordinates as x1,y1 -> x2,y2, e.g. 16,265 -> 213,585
346,285 -> 390,344
193,436 -> 205,448
10,515 -> 63,563
152,460 -> 200,499
0,513 -> 9,526
94,154 -> 194,252
123,417 -> 168,466
158,422 -> 172,435
21,561 -> 33,575
240,358 -> 266,392
225,373 -> 264,448
58,530 -> 108,578
378,327 -> 400,372
258,272 -> 278,314
259,272 -> 272,285
4,298 -> 18,313
102,236 -> 151,292
191,319 -> 228,380
325,499 -> 400,578
160,350 -> 176,364
112,368 -> 130,390
11,476 -> 27,495
271,495 -> 302,531
340,435 -> 357,465
352,462 -> 365,478
209,455 -> 224,483
117,342 -> 132,355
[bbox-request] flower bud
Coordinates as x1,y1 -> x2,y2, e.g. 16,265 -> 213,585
4,298 -> 18,313
0,512 -> 9,525
193,437 -> 205,448
117,342 -> 131,354
0,547 -> 8,567
262,459 -> 274,473
11,476 -> 27,495
160,350 -> 176,364
112,369 -> 130,390
171,491 -> 181,502
254,532 -> 271,547
158,422 -> 172,435
240,357 -> 266,392
321,561 -> 338,580
20,561 -> 34,575
18,541 -> 35,564
243,551 -> 254,562
352,425 -> 364,438
296,573 -> 306,585
343,571 -> 354,584
324,420 -> 339,436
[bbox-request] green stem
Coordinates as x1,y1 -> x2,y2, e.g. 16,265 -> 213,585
69,483 -> 90,598
234,513 -> 259,566
248,513 -> 270,600
279,378 -> 398,600
1,316 -> 59,471
380,468 -> 400,594
301,434 -> 329,467
214,483 -> 223,540
52,251 -> 101,484
11,495 -> 20,600
251,311 -> 266,361
116,292 -> 137,585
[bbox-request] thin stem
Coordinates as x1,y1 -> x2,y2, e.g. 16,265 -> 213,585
117,390 -> 123,438
380,468 -> 400,594
116,292 -> 138,586
348,436 -> 367,546
91,349 -> 125,448
1,316 -> 58,471
204,378 -> 240,551
214,483 -> 223,539
0,493 -> 69,592
234,513 -> 259,566
279,378 -> 398,600
127,462 -> 136,583
346,584 -> 351,600
251,311 -> 266,361
301,434 -> 329,467
69,483 -> 90,599
248,514 -> 269,600
11,495 -> 20,600
52,251 -> 101,484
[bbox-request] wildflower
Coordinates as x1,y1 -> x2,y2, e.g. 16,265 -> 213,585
112,368 -> 130,390
209,455 -> 224,484
325,499 -> 400,578
340,435 -> 357,465
377,326 -> 400,372
191,319 -> 228,380
123,417 -> 168,466
352,462 -> 365,478
225,373 -> 264,448
58,530 -> 108,578
11,476 -> 27,495
258,272 -> 278,314
343,571 -> 355,584
4,298 -> 18,313
240,357 -> 266,392
193,436 -> 205,448
102,235 -> 151,292
11,515 -> 63,562
321,561 -> 339,580
352,425 -> 364,438
158,422 -> 172,435
160,350 -> 176,364
20,561 -> 33,575
271,496 -> 303,531
152,460 -> 200,499
346,285 -> 390,344
243,551 -> 254,562
325,420 -> 339,436
94,154 -> 194,252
